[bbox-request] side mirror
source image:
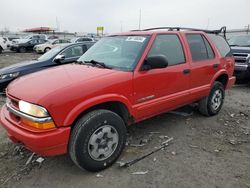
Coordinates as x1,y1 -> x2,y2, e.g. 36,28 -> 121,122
141,55 -> 168,71
54,54 -> 65,63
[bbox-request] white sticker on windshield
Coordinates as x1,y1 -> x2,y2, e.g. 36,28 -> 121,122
126,36 -> 146,43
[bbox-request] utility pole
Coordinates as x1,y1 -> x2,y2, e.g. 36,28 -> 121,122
139,9 -> 142,30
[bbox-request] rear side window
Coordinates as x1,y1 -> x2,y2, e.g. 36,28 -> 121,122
208,34 -> 232,57
186,34 -> 209,61
148,34 -> 185,66
203,37 -> 215,59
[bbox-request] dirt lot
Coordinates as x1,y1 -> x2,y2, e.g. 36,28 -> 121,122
0,52 -> 249,188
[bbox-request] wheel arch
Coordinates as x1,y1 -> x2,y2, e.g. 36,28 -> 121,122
63,95 -> 134,127
211,70 -> 229,89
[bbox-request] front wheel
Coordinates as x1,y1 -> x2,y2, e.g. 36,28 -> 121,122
198,81 -> 225,116
69,109 -> 127,172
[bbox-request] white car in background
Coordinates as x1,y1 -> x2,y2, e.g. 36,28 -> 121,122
34,39 -> 70,53
70,37 -> 95,43
0,37 -> 8,54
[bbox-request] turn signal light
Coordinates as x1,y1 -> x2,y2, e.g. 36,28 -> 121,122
21,119 -> 56,130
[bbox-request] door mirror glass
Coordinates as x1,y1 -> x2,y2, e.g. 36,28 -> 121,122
54,54 -> 65,63
141,55 -> 168,71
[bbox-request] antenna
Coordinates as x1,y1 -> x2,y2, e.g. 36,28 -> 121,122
138,9 -> 141,30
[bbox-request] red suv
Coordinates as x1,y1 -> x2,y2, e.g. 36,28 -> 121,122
0,27 -> 235,171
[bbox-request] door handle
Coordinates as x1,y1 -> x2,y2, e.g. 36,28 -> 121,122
213,64 -> 219,69
183,69 -> 190,75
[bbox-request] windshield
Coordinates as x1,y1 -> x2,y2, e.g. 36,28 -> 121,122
37,46 -> 65,61
78,35 -> 150,71
228,35 -> 250,46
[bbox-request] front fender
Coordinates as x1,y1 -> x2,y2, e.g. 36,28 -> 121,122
62,94 -> 134,126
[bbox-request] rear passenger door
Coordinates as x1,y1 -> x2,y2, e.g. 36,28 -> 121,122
133,34 -> 190,119
186,34 -> 219,98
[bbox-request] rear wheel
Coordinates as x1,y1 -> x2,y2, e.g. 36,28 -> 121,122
44,47 -> 51,53
19,47 -> 26,53
198,81 -> 225,116
0,46 -> 3,54
69,109 -> 127,172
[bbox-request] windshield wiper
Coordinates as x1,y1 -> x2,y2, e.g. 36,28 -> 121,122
80,60 -> 112,69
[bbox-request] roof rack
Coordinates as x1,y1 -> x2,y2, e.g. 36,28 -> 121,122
131,26 -> 227,37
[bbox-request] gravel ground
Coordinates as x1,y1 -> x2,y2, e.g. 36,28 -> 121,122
0,52 -> 249,188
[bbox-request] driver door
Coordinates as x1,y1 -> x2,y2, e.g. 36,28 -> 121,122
133,34 -> 191,120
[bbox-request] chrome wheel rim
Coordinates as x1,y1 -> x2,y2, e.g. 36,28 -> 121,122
211,89 -> 223,110
88,125 -> 119,161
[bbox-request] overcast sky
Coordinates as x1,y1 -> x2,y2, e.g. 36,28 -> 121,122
0,0 -> 249,34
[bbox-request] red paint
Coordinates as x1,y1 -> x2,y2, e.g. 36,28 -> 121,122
0,31 -> 235,156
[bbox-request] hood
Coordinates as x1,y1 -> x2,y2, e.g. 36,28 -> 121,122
7,64 -> 122,103
231,46 -> 250,54
0,60 -> 48,74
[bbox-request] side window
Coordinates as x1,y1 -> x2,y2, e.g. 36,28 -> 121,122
53,40 -> 60,44
208,34 -> 232,57
186,34 -> 209,61
61,45 -> 84,58
29,40 -> 36,44
203,36 -> 215,59
148,34 -> 185,66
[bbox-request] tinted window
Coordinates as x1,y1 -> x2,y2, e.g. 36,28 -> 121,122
203,36 -> 215,59
208,34 -> 231,57
148,34 -> 185,66
186,34 -> 209,61
61,45 -> 84,58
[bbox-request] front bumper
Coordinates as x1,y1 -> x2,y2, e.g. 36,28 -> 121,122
0,105 -> 71,156
0,78 -> 13,92
234,63 -> 250,79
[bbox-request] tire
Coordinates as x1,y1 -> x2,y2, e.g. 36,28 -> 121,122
19,47 -> 26,53
0,46 -> 2,54
198,81 -> 225,116
69,109 -> 127,172
44,47 -> 51,53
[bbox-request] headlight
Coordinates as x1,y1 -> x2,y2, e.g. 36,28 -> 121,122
19,100 -> 49,117
0,72 -> 19,80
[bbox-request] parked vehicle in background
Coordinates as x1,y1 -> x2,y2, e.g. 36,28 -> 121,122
47,35 -> 59,40
10,39 -> 47,53
12,34 -> 47,44
71,37 -> 95,43
0,42 -> 94,91
228,35 -> 250,80
0,27 -> 235,172
1,37 -> 12,48
34,39 -> 71,54
0,37 -> 8,53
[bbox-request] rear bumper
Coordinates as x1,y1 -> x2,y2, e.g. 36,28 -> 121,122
226,76 -> 236,89
0,105 -> 71,156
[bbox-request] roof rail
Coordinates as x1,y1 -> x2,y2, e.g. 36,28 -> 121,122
131,26 -> 227,37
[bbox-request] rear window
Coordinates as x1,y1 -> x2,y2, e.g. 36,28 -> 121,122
208,34 -> 232,57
